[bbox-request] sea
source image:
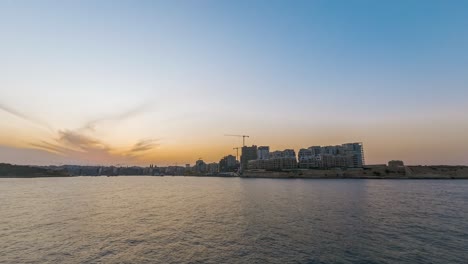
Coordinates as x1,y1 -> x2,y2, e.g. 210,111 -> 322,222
0,177 -> 467,264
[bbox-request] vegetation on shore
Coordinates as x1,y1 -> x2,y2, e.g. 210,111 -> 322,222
0,163 -> 69,178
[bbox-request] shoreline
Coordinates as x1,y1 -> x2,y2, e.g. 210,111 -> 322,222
2,175 -> 468,180
240,165 -> 468,180
2,164 -> 468,179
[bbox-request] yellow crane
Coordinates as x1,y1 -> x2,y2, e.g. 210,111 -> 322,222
224,134 -> 250,147
233,147 -> 240,161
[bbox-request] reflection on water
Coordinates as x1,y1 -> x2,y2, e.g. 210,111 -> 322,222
0,177 -> 467,263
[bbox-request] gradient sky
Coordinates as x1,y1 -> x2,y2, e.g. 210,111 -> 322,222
1,0 -> 467,166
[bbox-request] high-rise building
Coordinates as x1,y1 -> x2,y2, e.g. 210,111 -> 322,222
247,149 -> 297,170
309,146 -> 322,155
207,163 -> 219,174
298,148 -> 313,161
241,145 -> 257,171
194,159 -> 207,173
269,149 -> 296,159
298,142 -> 365,168
219,155 -> 237,172
282,149 -> 296,158
342,142 -> 365,167
257,146 -> 270,160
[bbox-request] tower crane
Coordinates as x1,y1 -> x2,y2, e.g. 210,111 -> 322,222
233,147 -> 240,161
224,134 -> 250,146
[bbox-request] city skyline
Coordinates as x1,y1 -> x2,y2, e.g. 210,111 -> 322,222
1,0 -> 468,166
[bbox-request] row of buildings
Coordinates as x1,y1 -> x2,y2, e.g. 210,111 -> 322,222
244,142 -> 365,171
298,143 -> 365,168
59,142 -> 365,176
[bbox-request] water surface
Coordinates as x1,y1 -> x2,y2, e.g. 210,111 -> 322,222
0,177 -> 467,263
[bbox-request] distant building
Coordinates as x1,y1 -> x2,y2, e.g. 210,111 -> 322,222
257,146 -> 270,160
247,158 -> 297,170
309,146 -> 322,156
298,142 -> 365,169
207,162 -> 219,174
194,159 -> 207,173
248,149 -> 297,170
166,166 -> 185,175
342,143 -> 365,167
219,155 -> 237,172
298,148 -> 313,161
388,160 -> 404,168
282,149 -> 296,158
269,149 -> 296,158
298,150 -> 318,168
241,145 -> 258,171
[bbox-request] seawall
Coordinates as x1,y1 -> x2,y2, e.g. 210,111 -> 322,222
241,166 -> 468,179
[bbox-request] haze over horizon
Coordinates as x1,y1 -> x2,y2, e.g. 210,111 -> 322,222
1,0 -> 467,166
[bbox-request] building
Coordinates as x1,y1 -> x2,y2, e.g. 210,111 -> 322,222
388,160 -> 404,168
219,155 -> 237,172
298,148 -> 313,161
269,149 -> 296,159
166,166 -> 185,175
298,152 -> 322,168
322,154 -> 353,168
282,149 -> 296,158
194,159 -> 207,173
247,157 -> 297,170
207,162 -> 219,174
269,150 -> 282,159
247,149 -> 297,170
257,146 -> 270,160
240,145 -> 258,171
298,142 -> 365,169
309,146 -> 322,155
342,143 -> 365,167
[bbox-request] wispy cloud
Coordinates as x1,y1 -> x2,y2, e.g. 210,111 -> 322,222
82,103 -> 154,131
130,139 -> 160,153
58,130 -> 109,152
0,102 -> 52,131
30,129 -> 158,165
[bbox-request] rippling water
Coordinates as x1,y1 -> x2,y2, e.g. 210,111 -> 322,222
0,177 -> 467,263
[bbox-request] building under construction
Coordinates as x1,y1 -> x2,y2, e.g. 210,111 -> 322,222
240,145 -> 257,172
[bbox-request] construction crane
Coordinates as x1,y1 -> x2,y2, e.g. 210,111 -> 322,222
233,147 -> 240,161
225,134 -> 250,146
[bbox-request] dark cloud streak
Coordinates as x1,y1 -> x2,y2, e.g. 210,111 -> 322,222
0,102 -> 52,131
130,139 -> 159,153
83,103 -> 154,131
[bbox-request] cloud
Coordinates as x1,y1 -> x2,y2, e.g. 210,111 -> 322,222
0,101 -> 154,133
130,139 -> 159,153
0,102 -> 52,131
82,103 -> 154,131
1,101 -> 159,165
29,129 -> 159,165
58,130 -> 109,151
29,140 -> 67,154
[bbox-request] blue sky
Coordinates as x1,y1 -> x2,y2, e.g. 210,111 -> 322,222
0,0 -> 467,165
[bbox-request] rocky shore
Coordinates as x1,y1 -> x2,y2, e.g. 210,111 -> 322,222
242,165 -> 468,179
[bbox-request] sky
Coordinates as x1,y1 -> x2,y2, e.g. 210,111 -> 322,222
1,0 -> 467,166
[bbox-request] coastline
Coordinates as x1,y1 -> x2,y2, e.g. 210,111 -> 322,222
241,165 -> 468,179
2,163 -> 467,179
